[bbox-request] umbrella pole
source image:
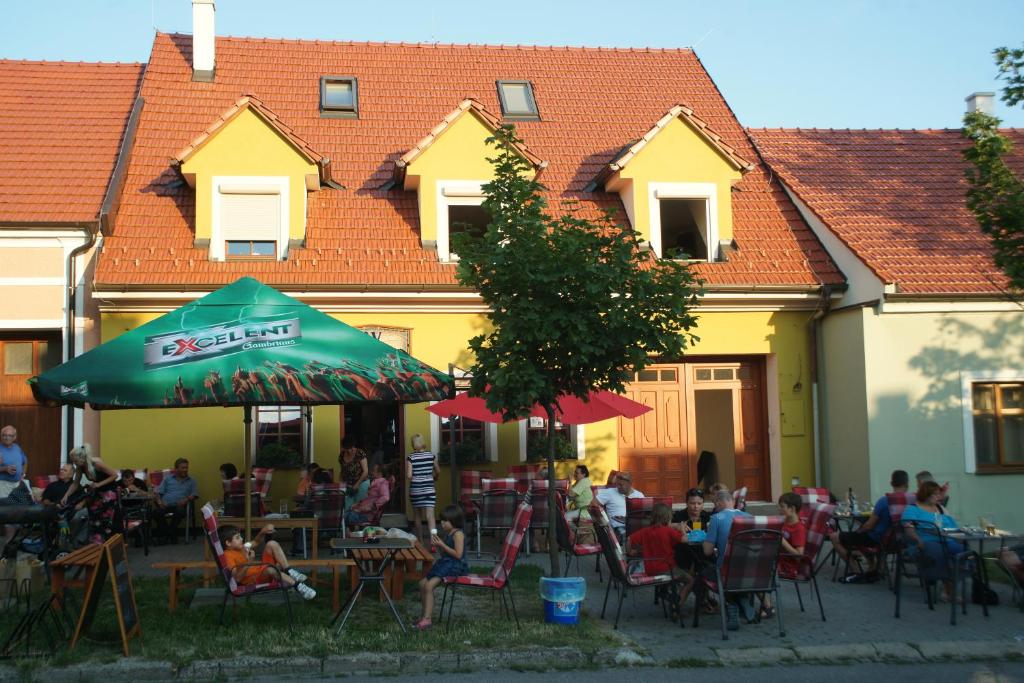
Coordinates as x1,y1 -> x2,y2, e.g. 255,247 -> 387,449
447,364 -> 458,508
244,405 -> 253,540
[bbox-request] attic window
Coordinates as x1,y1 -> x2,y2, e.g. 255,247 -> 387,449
497,81 -> 539,120
320,76 -> 358,118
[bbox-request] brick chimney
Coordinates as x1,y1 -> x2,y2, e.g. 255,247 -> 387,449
192,0 -> 215,82
965,92 -> 995,115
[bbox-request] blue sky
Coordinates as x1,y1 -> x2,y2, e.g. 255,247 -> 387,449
3,0 -> 1023,128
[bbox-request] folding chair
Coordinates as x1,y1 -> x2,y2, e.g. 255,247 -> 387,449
554,494 -> 602,581
310,483 -> 345,542
440,497 -> 532,630
793,486 -> 831,506
625,496 -> 674,540
778,502 -> 835,621
508,464 -> 541,496
527,479 -> 568,556
476,478 -> 517,558
223,478 -> 266,517
592,506 -> 676,629
695,515 -> 785,640
732,486 -> 748,512
893,520 -> 983,626
458,469 -> 490,551
252,468 -> 274,499
200,504 -> 293,630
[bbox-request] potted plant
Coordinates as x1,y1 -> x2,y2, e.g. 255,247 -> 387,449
253,441 -> 302,469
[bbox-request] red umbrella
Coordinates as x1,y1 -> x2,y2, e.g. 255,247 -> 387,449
426,389 -> 650,425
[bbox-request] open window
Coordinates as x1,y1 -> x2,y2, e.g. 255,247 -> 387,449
437,182 -> 490,262
648,182 -> 718,261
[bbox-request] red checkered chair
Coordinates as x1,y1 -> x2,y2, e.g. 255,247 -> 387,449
223,478 -> 266,517
592,505 -> 676,629
877,492 -> 916,581
793,487 -> 831,506
310,483 -> 345,539
476,478 -> 518,558
32,475 -> 57,490
439,496 -> 532,630
148,468 -> 171,489
778,502 -> 835,621
732,486 -> 748,512
695,515 -> 786,640
200,503 -> 294,629
625,496 -> 674,540
252,467 -> 274,499
508,464 -> 541,495
458,469 -> 490,549
554,494 -> 602,581
526,479 -> 569,556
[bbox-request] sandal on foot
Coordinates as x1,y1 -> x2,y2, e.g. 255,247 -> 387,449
413,619 -> 433,631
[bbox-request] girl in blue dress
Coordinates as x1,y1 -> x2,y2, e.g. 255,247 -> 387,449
415,504 -> 468,630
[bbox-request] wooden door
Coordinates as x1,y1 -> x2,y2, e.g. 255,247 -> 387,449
0,335 -> 62,478
619,365 -> 689,496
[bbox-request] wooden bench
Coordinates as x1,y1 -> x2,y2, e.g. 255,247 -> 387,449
347,544 -> 434,600
152,558 -> 355,613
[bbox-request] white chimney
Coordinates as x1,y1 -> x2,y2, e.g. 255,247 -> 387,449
192,0 -> 215,82
965,92 -> 995,115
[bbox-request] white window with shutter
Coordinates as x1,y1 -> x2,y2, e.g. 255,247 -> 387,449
211,177 -> 290,261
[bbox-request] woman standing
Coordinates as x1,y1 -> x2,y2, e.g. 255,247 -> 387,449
406,433 -> 439,545
61,444 -> 120,544
338,436 -> 369,511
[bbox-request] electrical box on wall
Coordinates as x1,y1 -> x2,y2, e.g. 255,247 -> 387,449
781,399 -> 805,436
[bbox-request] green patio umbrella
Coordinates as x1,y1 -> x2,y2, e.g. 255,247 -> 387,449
30,276 -> 452,535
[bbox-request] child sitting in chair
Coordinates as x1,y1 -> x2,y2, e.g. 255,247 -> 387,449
219,523 -> 316,600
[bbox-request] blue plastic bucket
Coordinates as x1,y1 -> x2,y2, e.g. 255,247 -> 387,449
539,577 -> 586,625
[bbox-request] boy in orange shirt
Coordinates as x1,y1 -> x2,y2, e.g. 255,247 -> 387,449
219,523 -> 316,600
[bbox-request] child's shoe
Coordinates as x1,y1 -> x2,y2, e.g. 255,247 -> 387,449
295,583 -> 316,600
287,568 -> 308,583
413,618 -> 432,631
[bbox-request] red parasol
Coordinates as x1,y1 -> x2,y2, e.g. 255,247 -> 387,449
426,389 -> 650,425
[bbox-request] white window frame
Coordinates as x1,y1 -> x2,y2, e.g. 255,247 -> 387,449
429,401 -> 499,463
648,181 -> 718,261
961,369 -> 1024,474
517,420 -> 586,462
212,176 -> 292,261
436,180 -> 487,263
252,404 -> 310,461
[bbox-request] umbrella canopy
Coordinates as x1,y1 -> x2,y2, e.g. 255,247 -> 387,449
426,388 -> 651,425
30,277 -> 452,538
31,277 -> 451,408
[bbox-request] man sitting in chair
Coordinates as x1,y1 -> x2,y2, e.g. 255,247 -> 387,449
154,458 -> 198,544
594,471 -> 644,540
702,487 -> 752,630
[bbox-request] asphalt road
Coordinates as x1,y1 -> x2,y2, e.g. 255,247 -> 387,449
252,661 -> 1024,682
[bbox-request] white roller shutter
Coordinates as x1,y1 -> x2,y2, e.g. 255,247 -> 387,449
221,192 -> 280,243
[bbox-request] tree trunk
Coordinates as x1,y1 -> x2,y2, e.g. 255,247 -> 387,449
545,404 -> 560,577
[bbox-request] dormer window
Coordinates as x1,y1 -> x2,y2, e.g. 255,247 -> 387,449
320,76 -> 358,118
496,81 -> 539,121
212,178 -> 290,261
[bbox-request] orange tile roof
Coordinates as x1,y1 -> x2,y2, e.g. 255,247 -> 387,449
95,34 -> 841,289
0,60 -> 142,224
750,128 -> 1024,295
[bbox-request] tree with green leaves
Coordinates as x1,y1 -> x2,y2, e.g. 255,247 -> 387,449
963,44 -> 1024,292
452,126 -> 702,575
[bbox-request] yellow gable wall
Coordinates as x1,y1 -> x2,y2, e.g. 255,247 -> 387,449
404,112 -> 534,248
180,108 -> 318,244
616,117 -> 742,245
98,306 -> 814,511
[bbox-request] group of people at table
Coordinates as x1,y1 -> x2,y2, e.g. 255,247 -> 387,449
561,466 -> 1024,631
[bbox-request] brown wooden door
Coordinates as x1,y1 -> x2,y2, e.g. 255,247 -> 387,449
619,365 -> 690,496
0,335 -> 62,478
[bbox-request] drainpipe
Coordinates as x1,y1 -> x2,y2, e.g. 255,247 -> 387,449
64,227 -> 97,454
809,284 -> 834,487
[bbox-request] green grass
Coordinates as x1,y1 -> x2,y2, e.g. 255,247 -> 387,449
0,564 -> 620,667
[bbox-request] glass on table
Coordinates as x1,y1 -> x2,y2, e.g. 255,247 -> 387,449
279,500 -> 289,515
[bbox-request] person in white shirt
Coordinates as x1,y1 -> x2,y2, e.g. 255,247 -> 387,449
595,471 -> 645,538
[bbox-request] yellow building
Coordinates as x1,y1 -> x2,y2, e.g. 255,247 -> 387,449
86,5 -> 843,509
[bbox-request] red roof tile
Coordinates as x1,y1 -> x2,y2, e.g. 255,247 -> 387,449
0,60 -> 143,224
750,128 -> 1024,295
95,34 -> 841,289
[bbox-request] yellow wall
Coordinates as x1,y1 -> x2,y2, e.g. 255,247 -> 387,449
404,111 -> 534,248
99,305 -> 815,509
615,117 -> 742,245
180,108 -> 318,244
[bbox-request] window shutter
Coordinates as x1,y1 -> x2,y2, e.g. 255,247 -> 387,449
221,192 -> 280,243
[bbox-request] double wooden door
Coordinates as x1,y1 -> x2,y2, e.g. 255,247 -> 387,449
0,335 -> 62,478
617,359 -> 769,501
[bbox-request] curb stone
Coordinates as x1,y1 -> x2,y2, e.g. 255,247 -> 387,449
715,646 -> 797,666
593,647 -> 654,667
916,640 -> 1024,661
871,642 -> 924,661
794,643 -> 877,662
